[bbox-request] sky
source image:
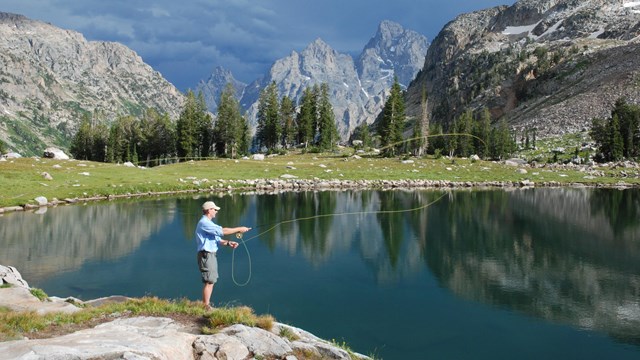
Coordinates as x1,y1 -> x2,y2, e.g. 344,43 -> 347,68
2,0 -> 516,91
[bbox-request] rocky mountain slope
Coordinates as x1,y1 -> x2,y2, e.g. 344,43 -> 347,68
0,12 -> 185,156
405,0 -> 640,138
203,20 -> 428,140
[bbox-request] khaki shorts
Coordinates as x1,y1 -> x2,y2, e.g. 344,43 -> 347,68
197,251 -> 218,284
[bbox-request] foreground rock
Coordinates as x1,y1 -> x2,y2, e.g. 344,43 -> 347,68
0,265 -> 370,360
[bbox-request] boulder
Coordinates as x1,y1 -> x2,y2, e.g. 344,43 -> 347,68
4,152 -> 21,159
43,147 -> 70,160
0,265 -> 29,288
505,158 -> 527,166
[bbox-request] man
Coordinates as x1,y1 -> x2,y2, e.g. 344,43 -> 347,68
195,200 -> 251,310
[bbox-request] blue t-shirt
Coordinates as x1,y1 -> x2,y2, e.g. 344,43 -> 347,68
195,215 -> 224,253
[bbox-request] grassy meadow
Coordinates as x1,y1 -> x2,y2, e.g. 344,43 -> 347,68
1,147 -> 638,209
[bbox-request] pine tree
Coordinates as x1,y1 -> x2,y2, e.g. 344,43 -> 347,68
455,110 -> 474,157
489,119 -> 514,160
590,98 -> 640,161
195,92 -> 214,158
317,83 -> 338,151
473,108 -> 491,159
176,90 -> 199,160
379,77 -> 406,157
310,85 -> 320,141
428,123 -> 445,156
611,114 -> 624,161
280,95 -> 296,149
108,115 -> 140,163
69,113 -> 93,160
611,98 -> 640,158
590,117 -> 609,160
91,123 -> 109,162
139,108 -> 175,166
238,115 -> 251,157
214,83 -> 244,158
256,82 -> 281,152
296,87 -> 316,148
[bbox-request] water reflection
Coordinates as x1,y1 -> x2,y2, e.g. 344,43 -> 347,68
425,188 -> 640,345
242,188 -> 640,345
0,200 -> 176,282
0,188 -> 638,349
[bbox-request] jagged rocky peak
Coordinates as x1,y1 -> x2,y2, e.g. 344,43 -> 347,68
216,20 -> 428,141
357,20 -> 429,87
195,66 -> 246,113
206,66 -> 240,86
303,38 -> 335,58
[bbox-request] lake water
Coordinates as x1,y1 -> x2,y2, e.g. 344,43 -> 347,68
1,188 -> 639,359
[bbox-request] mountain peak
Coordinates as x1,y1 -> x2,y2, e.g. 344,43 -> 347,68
307,38 -> 332,50
357,20 -> 429,88
196,66 -> 246,113
301,38 -> 339,62
376,20 -> 405,39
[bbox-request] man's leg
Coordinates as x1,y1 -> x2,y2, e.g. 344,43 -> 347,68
203,282 -> 214,308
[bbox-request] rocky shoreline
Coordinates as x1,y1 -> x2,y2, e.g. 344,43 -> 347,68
2,174 -> 639,215
0,265 -> 371,360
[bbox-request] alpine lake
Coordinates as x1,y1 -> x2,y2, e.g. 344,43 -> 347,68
1,188 -> 639,359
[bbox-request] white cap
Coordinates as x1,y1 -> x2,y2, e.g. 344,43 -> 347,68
202,201 -> 220,211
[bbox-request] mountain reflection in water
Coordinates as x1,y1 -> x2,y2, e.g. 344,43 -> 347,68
0,199 -> 177,282
425,188 -> 640,346
0,188 -> 638,353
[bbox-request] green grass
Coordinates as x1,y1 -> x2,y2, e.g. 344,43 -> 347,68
29,288 -> 48,301
0,297 -> 272,342
0,148 -> 637,208
279,326 -> 300,341
202,305 -> 274,334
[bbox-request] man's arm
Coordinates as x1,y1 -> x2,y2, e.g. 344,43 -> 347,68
220,226 -> 251,249
221,226 -> 251,236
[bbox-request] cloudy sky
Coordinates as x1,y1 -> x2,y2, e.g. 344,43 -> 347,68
3,0 -> 515,91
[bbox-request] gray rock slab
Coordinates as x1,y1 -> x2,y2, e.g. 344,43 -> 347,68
0,317 -> 196,360
0,286 -> 80,315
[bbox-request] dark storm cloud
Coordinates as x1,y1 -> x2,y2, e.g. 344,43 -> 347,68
2,0 -> 515,90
